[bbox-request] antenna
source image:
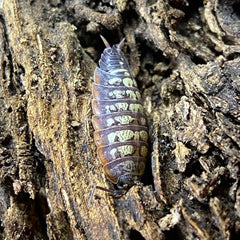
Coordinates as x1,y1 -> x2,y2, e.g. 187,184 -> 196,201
117,38 -> 125,49
100,35 -> 111,48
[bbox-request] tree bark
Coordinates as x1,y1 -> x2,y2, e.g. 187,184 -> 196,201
0,0 -> 239,239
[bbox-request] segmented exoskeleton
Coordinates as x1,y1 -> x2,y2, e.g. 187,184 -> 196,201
92,36 -> 148,193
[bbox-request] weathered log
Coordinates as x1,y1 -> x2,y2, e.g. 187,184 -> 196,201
0,0 -> 239,239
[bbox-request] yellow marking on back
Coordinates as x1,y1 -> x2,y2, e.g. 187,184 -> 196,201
110,69 -> 128,74
140,130 -> 148,141
115,102 -> 129,111
106,102 -> 144,113
107,129 -> 148,143
109,148 -> 117,158
114,115 -> 134,124
107,130 -> 133,143
140,117 -> 146,125
129,103 -> 143,113
117,145 -> 134,156
118,130 -> 134,141
109,78 -> 121,85
105,105 -> 117,113
106,115 -> 135,127
123,78 -> 134,87
111,90 -> 125,98
140,146 -> 148,157
122,160 -> 136,172
126,90 -> 140,100
136,92 -> 141,99
121,160 -> 144,174
105,102 -> 132,113
106,118 -> 115,126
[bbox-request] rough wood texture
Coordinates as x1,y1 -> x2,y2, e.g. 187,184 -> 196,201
0,0 -> 239,239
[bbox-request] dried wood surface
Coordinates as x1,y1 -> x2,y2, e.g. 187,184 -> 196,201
0,0 -> 240,239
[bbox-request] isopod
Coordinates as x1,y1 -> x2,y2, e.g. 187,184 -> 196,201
91,36 -> 148,197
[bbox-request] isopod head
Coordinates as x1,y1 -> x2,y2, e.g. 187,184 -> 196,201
116,174 -> 140,189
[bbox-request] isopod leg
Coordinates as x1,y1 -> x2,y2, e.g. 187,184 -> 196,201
88,185 -> 127,204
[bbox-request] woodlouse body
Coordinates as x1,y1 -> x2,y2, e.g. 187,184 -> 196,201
92,36 -> 148,189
